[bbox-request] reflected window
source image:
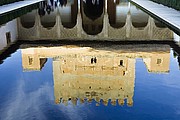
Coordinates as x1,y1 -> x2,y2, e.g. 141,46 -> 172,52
94,57 -> 97,63
28,57 -> 33,65
91,58 -> 93,64
157,59 -> 162,64
6,32 -> 11,44
91,57 -> 97,64
120,60 -> 123,66
123,71 -> 125,76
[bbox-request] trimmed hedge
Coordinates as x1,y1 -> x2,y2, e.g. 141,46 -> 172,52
151,0 -> 180,10
0,0 -> 23,6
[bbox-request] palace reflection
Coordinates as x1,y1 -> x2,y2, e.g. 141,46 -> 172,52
18,0 -> 173,40
21,43 -> 170,106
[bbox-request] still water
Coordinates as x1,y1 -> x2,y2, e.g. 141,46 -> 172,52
0,0 -> 180,120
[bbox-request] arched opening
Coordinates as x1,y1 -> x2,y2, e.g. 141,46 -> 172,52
40,11 -> 56,29
82,0 -> 104,20
131,6 -> 149,28
81,0 -> 104,35
20,10 -> 36,28
154,20 -> 166,28
59,0 -> 78,28
108,0 -> 128,28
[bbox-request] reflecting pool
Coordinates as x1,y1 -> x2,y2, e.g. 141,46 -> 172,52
1,41 -> 180,120
0,0 -> 180,120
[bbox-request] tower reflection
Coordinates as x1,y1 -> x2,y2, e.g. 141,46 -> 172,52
21,43 -> 170,106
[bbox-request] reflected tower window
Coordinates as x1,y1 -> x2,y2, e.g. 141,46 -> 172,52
91,57 -> 97,64
157,59 -> 162,64
28,57 -> 33,65
123,71 -> 125,76
120,60 -> 123,66
94,57 -> 97,63
91,58 -> 94,64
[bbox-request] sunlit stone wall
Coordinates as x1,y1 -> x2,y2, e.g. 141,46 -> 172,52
0,19 -> 18,50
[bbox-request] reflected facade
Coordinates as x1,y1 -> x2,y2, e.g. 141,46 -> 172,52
21,44 -> 170,106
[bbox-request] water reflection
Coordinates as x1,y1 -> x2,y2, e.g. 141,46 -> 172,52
1,0 -> 180,119
21,43 -> 170,106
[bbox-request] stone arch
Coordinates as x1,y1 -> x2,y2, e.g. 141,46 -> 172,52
59,0 -> 78,28
107,0 -> 128,28
81,0 -> 104,35
154,20 -> 166,28
81,0 -> 104,20
20,10 -> 36,28
40,10 -> 56,29
131,6 -> 149,28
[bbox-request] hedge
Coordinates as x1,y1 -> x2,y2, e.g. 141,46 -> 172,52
0,0 -> 23,6
151,0 -> 180,10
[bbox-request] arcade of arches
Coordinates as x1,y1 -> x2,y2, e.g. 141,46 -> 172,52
19,0 -> 172,40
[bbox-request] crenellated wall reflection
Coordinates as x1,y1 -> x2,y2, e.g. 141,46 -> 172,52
21,43 -> 170,106
18,0 -> 173,40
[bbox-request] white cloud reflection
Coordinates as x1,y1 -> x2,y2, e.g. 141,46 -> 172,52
0,76 -> 53,120
58,102 -> 94,120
